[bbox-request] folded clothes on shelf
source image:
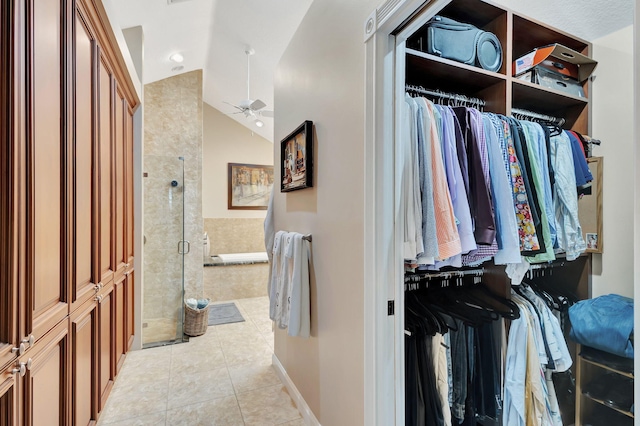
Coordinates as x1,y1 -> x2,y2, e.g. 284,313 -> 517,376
569,293 -> 634,358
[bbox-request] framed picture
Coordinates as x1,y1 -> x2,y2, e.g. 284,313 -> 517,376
280,120 -> 313,192
227,163 -> 274,210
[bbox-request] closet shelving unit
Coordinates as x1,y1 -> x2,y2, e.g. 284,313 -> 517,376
575,345 -> 634,425
400,0 -> 595,424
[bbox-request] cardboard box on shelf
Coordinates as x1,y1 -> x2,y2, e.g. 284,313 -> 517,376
513,43 -> 597,82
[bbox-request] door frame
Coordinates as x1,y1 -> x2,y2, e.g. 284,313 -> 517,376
362,0 -> 451,424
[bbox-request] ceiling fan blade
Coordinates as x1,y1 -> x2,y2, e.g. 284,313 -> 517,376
258,110 -> 274,118
223,101 -> 245,112
250,99 -> 267,111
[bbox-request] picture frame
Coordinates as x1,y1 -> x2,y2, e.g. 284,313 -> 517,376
227,163 -> 274,210
280,120 -> 313,192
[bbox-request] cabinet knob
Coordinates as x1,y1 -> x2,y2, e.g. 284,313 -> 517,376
94,295 -> 103,303
94,284 -> 101,293
11,363 -> 26,377
22,335 -> 35,347
11,343 -> 25,355
25,358 -> 32,371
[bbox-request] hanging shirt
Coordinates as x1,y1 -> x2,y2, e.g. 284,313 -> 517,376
520,122 -> 555,263
492,116 -> 540,254
402,95 -> 425,261
550,132 -> 587,260
414,97 -> 438,263
462,109 -> 498,266
483,115 -> 520,264
507,117 -> 547,256
453,107 -> 496,245
427,105 -> 476,268
565,130 -> 593,189
522,122 -> 558,249
424,101 -> 462,259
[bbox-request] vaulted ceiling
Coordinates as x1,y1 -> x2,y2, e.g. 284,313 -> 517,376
107,0 -> 633,142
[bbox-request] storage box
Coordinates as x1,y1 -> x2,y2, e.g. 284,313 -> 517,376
513,43 -> 597,82
517,66 -> 586,98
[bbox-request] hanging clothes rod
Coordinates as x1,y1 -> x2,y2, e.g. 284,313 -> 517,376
405,84 -> 486,107
405,268 -> 485,282
511,108 -> 565,127
528,260 -> 566,271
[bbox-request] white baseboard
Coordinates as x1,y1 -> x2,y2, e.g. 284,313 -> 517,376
272,353 -> 321,426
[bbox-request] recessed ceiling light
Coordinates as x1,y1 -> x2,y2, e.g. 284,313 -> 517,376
171,65 -> 184,72
169,53 -> 184,63
255,119 -> 264,128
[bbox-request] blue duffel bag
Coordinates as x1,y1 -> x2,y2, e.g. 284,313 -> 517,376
425,15 -> 503,72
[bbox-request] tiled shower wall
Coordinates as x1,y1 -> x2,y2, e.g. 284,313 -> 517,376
144,70 -> 204,322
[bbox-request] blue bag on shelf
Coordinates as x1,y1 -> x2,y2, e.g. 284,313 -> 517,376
569,293 -> 634,358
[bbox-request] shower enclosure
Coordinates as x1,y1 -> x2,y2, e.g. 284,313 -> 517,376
142,155 -> 187,347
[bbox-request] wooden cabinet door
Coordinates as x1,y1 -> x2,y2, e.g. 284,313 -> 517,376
125,270 -> 135,351
71,7 -> 99,313
70,298 -> 98,426
0,373 -> 18,426
21,320 -> 69,426
125,107 -> 134,265
113,276 -> 125,373
0,0 -> 20,371
97,54 -> 114,287
114,87 -> 126,275
25,0 -> 69,342
96,282 -> 114,411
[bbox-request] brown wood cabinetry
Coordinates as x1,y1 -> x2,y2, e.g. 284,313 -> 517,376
0,0 -> 139,423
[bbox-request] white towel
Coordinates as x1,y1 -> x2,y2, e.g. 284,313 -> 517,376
269,231 -> 286,321
286,233 -> 310,338
264,189 -> 275,294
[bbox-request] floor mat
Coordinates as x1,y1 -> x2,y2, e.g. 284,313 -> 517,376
208,302 -> 245,326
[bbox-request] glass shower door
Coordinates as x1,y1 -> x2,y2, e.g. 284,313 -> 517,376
142,155 -> 186,347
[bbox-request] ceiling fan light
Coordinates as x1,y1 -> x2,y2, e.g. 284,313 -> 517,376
255,119 -> 264,128
169,53 -> 184,63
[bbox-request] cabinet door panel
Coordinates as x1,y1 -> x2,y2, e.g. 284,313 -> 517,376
126,270 -> 134,350
98,57 -> 113,284
97,284 -> 113,410
0,374 -> 18,426
72,10 -> 98,311
114,89 -> 125,272
23,321 -> 68,426
0,0 -> 19,370
28,0 -> 68,340
125,108 -> 134,264
70,299 -> 97,426
114,277 -> 125,373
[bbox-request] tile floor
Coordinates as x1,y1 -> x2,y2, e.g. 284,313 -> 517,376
97,296 -> 303,426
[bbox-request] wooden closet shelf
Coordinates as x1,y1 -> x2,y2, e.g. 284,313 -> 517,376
512,79 -> 587,115
582,394 -> 635,419
580,356 -> 634,379
406,49 -> 506,95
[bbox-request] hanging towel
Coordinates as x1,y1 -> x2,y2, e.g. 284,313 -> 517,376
287,233 -> 311,338
264,188 -> 275,296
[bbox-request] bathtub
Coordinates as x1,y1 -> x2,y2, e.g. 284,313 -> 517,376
203,252 -> 269,301
206,252 -> 268,266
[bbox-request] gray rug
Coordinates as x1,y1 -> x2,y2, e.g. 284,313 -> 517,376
208,303 -> 245,326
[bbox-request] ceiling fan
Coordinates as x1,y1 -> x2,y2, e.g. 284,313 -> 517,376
225,47 -> 274,127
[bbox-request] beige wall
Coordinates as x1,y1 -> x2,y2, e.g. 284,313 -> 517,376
202,103 -> 273,219
143,70 -> 204,326
273,0 -> 377,424
590,25 -> 634,298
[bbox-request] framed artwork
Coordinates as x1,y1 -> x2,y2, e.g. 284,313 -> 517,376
227,163 -> 274,210
280,120 -> 313,192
